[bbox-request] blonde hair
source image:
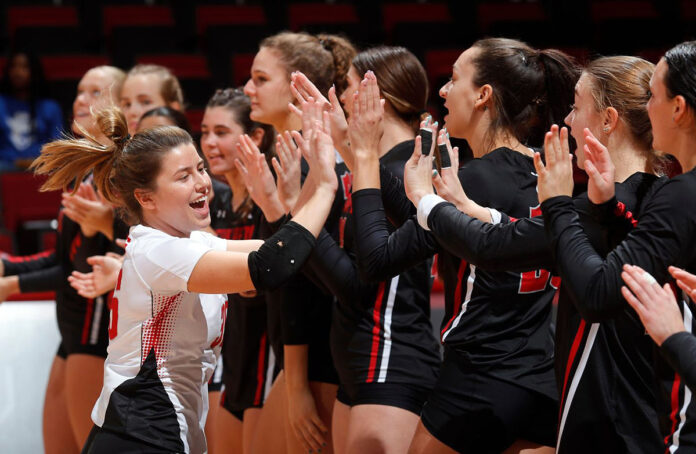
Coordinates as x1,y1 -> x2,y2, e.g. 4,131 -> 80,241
127,64 -> 184,108
89,65 -> 126,100
584,56 -> 662,170
32,106 -> 192,224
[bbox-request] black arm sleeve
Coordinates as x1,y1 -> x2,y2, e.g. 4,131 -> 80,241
427,201 -> 552,271
379,165 -> 415,227
661,331 -> 696,393
18,265 -> 63,292
540,177 -> 696,322
352,188 -> 438,283
247,221 -> 316,292
304,229 -> 364,305
3,251 -> 58,276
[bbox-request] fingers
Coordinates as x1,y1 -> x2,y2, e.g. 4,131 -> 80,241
86,255 -> 105,267
328,85 -> 341,112
288,102 -> 303,119
271,157 -> 284,179
669,266 -> 696,289
533,152 -> 545,176
621,285 -> 645,315
115,238 -> 127,249
409,136 -> 423,166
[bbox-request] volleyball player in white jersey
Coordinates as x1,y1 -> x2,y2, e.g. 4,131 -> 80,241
31,104 -> 338,453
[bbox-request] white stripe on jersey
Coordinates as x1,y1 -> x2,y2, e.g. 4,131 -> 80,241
556,323 -> 599,452
89,296 -> 104,345
263,348 -> 276,403
668,299 -> 693,453
442,265 -> 476,342
213,353 -> 224,384
377,276 -> 400,383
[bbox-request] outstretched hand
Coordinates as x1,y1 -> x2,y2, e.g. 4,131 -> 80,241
273,132 -> 302,213
621,264 -> 685,346
289,71 -> 350,164
235,134 -> 286,222
534,125 -> 574,203
347,71 -> 384,162
583,128 -> 616,204
404,126 -> 437,207
62,182 -> 114,238
68,254 -> 123,298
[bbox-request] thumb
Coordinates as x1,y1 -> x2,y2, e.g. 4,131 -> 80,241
432,173 -> 446,195
86,256 -> 105,267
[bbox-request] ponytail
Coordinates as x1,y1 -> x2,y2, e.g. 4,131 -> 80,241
471,38 -> 580,148
316,34 -> 356,96
535,49 -> 581,144
32,105 -> 193,224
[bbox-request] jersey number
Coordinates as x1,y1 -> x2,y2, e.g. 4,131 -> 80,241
108,269 -> 124,340
518,204 -> 560,294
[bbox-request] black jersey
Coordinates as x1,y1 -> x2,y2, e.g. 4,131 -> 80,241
541,168 -> 696,453
424,172 -> 665,453
353,147 -> 557,400
306,140 -> 440,397
3,205 -> 127,356
208,179 -> 277,412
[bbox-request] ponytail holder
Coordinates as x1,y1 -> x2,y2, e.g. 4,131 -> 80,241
520,53 -> 528,65
318,38 -> 330,50
115,134 -> 131,147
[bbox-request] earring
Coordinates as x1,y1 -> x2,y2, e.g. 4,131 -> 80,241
603,126 -> 610,133
483,106 -> 488,111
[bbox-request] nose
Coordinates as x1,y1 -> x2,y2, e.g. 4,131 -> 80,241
195,168 -> 211,192
439,81 -> 451,99
243,79 -> 255,96
564,111 -> 573,127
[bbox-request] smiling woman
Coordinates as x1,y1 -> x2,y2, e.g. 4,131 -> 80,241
30,104 -> 338,453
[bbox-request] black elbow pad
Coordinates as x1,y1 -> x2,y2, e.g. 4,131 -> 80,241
248,221 -> 316,291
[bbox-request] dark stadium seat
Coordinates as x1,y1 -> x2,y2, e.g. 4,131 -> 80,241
382,3 -> 459,58
287,3 -> 368,44
231,53 -> 255,87
6,5 -> 78,37
0,173 -> 61,233
589,0 -> 668,54
477,2 -> 552,47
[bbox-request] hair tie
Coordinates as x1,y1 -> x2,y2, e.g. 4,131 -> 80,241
318,38 -> 330,50
116,134 -> 131,147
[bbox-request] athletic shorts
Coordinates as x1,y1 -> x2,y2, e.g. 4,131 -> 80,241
56,342 -> 67,359
208,354 -> 224,393
57,295 -> 110,358
421,350 -> 558,453
82,425 -> 171,454
336,382 -> 431,416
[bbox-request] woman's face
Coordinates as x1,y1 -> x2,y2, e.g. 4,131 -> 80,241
439,47 -> 482,139
120,74 -> 168,134
144,143 -> 212,237
564,72 -> 605,169
243,47 -> 293,128
200,107 -> 245,176
647,59 -> 674,153
73,69 -> 118,137
339,65 -> 362,119
8,54 -> 31,91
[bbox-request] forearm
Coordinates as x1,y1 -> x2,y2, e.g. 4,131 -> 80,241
284,345 -> 311,391
18,265 -> 63,293
226,239 -> 264,253
661,331 -> 696,392
292,185 -> 337,238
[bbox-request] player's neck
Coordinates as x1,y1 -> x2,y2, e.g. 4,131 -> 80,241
671,132 -> 696,173
224,170 -> 249,212
379,115 -> 413,158
608,134 -> 651,182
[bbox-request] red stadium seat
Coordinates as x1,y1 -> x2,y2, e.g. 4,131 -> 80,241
102,5 -> 175,36
425,49 -> 461,82
0,173 -> 61,232
41,55 -> 111,80
136,54 -> 210,79
476,2 -> 548,32
382,3 -> 450,37
288,3 -> 359,31
683,0 -> 696,19
590,0 -> 659,21
6,6 -> 78,37
231,53 -> 255,87
185,109 -> 205,135
196,5 -> 267,35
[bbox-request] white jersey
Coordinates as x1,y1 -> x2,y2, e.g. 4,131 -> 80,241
92,225 -> 228,453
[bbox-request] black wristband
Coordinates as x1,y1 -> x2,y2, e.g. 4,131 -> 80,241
248,221 -> 316,291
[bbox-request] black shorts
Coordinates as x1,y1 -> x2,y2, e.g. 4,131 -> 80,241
220,299 -> 278,414
57,294 -> 110,358
82,425 -> 171,454
56,342 -> 67,359
336,382 -> 431,416
421,350 -> 558,453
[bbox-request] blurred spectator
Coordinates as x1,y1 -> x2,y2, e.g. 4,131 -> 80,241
0,50 -> 62,171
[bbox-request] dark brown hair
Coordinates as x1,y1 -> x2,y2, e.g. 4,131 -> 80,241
471,38 -> 580,148
32,106 -> 193,224
206,88 -> 276,218
260,32 -> 356,96
352,46 -> 428,132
